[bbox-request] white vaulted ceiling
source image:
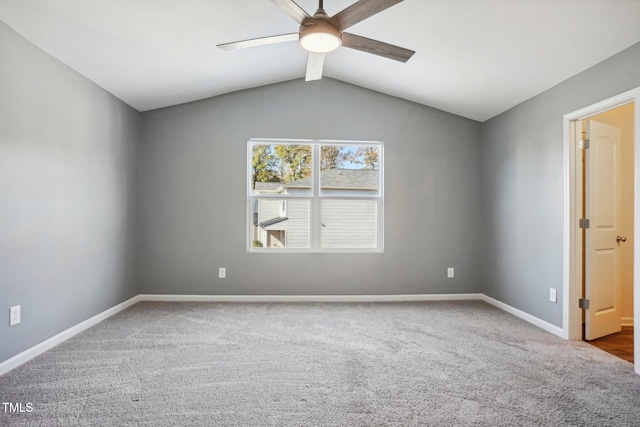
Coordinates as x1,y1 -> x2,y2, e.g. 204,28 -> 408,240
1,0 -> 639,122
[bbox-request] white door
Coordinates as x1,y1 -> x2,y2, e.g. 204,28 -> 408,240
585,120 -> 624,340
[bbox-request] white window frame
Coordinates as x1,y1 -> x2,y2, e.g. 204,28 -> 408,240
247,138 -> 384,253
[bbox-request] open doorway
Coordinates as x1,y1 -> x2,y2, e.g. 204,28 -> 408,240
564,88 -> 640,375
580,105 -> 634,363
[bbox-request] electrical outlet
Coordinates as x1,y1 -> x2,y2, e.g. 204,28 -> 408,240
549,288 -> 557,303
219,268 -> 226,279
447,268 -> 454,278
10,305 -> 21,326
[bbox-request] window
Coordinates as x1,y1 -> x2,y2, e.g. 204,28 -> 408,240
279,200 -> 287,218
248,139 -> 383,252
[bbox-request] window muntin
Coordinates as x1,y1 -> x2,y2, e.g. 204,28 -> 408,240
248,139 -> 383,253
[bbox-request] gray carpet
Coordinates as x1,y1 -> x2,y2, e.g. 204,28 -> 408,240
1,301 -> 639,426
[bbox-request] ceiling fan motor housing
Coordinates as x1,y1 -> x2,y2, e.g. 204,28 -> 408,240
299,14 -> 342,53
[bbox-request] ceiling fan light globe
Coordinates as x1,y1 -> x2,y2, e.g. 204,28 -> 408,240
300,33 -> 341,53
299,21 -> 342,53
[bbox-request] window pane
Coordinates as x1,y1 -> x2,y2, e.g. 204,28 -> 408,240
321,199 -> 378,249
320,145 -> 379,193
252,198 -> 310,249
251,144 -> 312,195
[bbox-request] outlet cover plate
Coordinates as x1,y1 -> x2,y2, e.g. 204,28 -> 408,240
549,288 -> 557,303
447,268 -> 454,278
219,268 -> 226,279
10,305 -> 21,326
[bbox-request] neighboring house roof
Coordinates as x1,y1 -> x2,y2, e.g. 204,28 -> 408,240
254,169 -> 377,193
259,216 -> 289,228
317,168 -> 377,191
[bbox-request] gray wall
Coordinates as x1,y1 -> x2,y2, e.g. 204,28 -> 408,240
0,22 -> 140,363
140,78 -> 483,295
482,42 -> 640,327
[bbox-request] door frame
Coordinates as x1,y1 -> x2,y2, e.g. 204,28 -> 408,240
563,87 -> 640,375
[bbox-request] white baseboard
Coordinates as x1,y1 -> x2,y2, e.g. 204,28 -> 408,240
137,293 -> 484,303
622,317 -> 634,326
1,292 -> 565,376
481,295 -> 565,338
0,295 -> 141,376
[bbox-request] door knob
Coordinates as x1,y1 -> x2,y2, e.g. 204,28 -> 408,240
617,236 -> 627,243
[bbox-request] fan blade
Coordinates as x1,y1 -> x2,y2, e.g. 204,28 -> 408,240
342,32 -> 414,62
217,33 -> 298,51
305,52 -> 325,81
271,0 -> 312,24
330,0 -> 403,30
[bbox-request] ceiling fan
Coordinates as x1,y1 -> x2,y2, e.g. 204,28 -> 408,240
217,0 -> 415,81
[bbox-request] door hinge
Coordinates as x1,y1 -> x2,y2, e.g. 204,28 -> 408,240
579,298 -> 590,309
579,218 -> 590,229
579,139 -> 590,149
